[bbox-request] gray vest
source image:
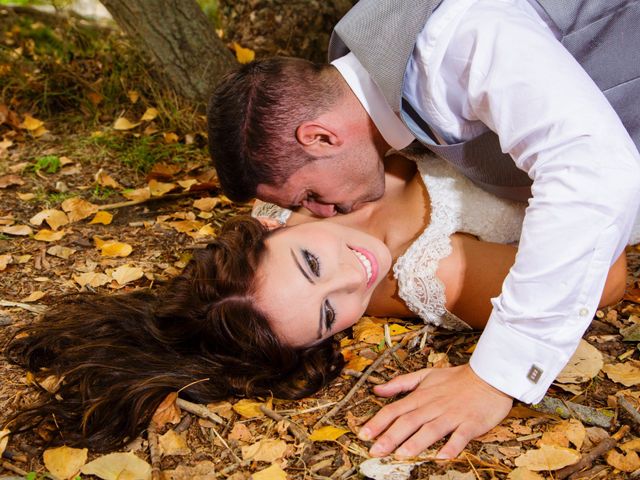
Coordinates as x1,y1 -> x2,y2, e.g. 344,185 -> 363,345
329,0 -> 640,201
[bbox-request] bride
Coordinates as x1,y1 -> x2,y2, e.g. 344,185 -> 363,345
6,152 -> 632,450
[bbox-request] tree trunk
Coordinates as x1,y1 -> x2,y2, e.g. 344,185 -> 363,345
100,0 -> 236,105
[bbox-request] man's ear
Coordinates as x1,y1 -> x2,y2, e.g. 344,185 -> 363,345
296,121 -> 342,155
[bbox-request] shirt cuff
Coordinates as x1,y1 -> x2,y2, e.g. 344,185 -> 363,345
469,313 -> 574,404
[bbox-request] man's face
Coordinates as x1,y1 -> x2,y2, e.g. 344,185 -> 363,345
256,151 -> 386,218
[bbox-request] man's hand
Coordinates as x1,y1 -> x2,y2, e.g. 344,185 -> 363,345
358,363 -> 513,459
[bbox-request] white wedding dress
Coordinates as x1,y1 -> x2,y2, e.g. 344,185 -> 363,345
253,154 -> 640,330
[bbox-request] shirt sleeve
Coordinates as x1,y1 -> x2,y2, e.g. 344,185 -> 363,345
437,1 -> 640,403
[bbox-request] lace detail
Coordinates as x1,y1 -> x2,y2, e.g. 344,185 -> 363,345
251,200 -> 293,224
393,154 -> 472,330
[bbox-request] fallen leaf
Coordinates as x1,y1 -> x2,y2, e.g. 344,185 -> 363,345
514,444 -> 580,471
109,265 -> 144,285
61,197 -> 98,222
30,209 -> 69,230
168,220 -> 204,234
1,224 -> 33,236
95,169 -> 122,189
309,426 -> 349,442
152,392 -> 181,427
96,240 -> 133,258
344,355 -> 373,372
0,174 -> 24,188
127,90 -> 139,103
47,245 -> 76,259
556,339 -> 603,384
352,317 -> 385,344
606,449 -> 640,472
507,468 -> 544,480
388,323 -> 411,335
428,351 -> 451,368
140,107 -> 158,122
205,401 -> 234,420
161,460 -> 217,480
80,452 -> 151,480
22,291 -> 45,302
113,117 -> 140,130
43,445 -> 88,480
159,430 -> 190,456
241,439 -> 287,462
73,272 -> 111,288
17,192 -> 35,200
193,197 -> 219,212
34,229 -> 66,242
251,463 -> 287,480
232,398 -> 272,419
20,113 -> 44,131
90,211 -> 113,225
228,423 -> 253,443
122,187 -> 151,202
359,457 -> 425,480
602,360 -> 640,386
149,179 -> 177,196
476,425 -> 516,443
232,42 -> 255,64
0,430 -> 9,457
0,254 -> 11,271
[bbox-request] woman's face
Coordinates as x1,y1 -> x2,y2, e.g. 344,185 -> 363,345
255,222 -> 392,347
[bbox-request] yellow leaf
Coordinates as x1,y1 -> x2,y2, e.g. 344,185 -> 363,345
241,439 -> 287,462
32,125 -> 49,138
514,445 -> 580,471
603,360 -> 640,386
507,468 -> 545,480
232,42 -> 255,64
233,398 -> 272,419
352,317 -> 385,344
22,291 -> 45,302
17,192 -> 36,201
34,229 -> 66,242
0,429 -> 9,458
148,179 -> 176,196
309,426 -> 350,442
152,392 -> 181,427
163,132 -> 179,144
158,430 -> 190,457
61,197 -> 99,222
556,340 -> 603,384
43,445 -> 88,480
168,220 -> 204,234
1,224 -> 33,236
140,107 -> 158,122
252,463 -> 288,480
80,452 -> 151,480
388,323 -> 411,335
187,223 -> 215,239
109,265 -> 144,285
95,169 -> 122,189
98,241 -> 133,258
193,197 -> 219,212
122,187 -> 151,202
74,272 -> 111,288
0,254 -> 11,271
344,355 -> 373,372
90,211 -> 113,225
30,209 -> 69,230
20,113 -> 43,131
606,449 -> 640,472
178,178 -> 198,190
127,90 -> 139,103
113,117 -> 140,131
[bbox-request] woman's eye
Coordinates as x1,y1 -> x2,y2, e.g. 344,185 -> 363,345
324,300 -> 336,331
303,249 -> 320,276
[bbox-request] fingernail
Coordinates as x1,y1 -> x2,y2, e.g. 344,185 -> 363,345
358,427 -> 372,441
369,444 -> 384,457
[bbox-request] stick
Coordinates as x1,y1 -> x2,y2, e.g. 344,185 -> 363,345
1,460 -> 29,476
556,425 -> 629,479
314,325 -> 431,429
175,398 -> 225,425
99,191 -> 211,211
530,396 -> 614,428
0,300 -> 46,314
147,422 -> 162,480
259,405 -> 309,443
618,395 -> 640,429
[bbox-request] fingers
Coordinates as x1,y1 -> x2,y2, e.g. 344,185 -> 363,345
437,425 -> 477,459
372,368 -> 430,397
358,391 -> 430,443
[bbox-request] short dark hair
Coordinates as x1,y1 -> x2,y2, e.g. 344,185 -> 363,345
207,57 -> 342,201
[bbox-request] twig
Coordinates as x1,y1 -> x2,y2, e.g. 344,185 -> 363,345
0,300 -> 46,314
98,191 -> 210,211
175,398 -> 225,425
259,405 -> 309,443
556,425 -> 630,479
1,460 -> 29,476
342,369 -> 385,385
147,422 -> 162,480
530,396 -> 614,428
618,395 -> 640,430
314,325 -> 431,429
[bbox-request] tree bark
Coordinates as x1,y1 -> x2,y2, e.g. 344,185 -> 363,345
100,0 -> 236,104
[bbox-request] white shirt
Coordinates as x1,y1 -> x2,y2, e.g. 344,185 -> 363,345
332,0 -> 640,403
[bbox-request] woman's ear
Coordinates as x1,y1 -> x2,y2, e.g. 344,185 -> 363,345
255,216 -> 285,231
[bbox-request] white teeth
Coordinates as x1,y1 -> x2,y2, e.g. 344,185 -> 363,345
352,249 -> 372,282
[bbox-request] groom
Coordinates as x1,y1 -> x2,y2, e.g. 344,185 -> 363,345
208,0 -> 640,459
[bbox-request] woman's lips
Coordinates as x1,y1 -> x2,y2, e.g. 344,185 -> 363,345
349,246 -> 378,288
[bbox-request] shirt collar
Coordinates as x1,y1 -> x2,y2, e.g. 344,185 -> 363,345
331,52 -> 415,151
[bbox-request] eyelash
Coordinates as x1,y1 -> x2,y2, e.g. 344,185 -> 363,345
303,249 -> 337,332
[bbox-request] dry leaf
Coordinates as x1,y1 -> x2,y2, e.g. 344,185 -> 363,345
47,245 -> 76,259
232,398 -> 272,419
22,291 -> 45,302
113,117 -> 140,130
74,272 -> 111,288
17,192 -> 36,201
0,174 -> 24,188
122,187 -> 151,202
193,197 -> 219,212
80,452 -> 151,480
34,229 -> 66,242
241,439 -> 287,462
163,132 -> 179,144
30,209 -> 69,230
20,113 -> 44,130
206,401 -> 234,420
514,444 -> 580,471
2,224 -> 33,236
428,351 -> 451,368
0,254 -> 11,271
152,392 -> 181,427
603,360 -> 640,386
43,445 -> 88,480
188,224 -> 215,239
228,423 -> 253,443
359,458 -> 425,480
90,211 -> 113,225
309,426 -> 350,442
606,449 -> 640,472
127,90 -> 139,103
232,42 -> 255,64
61,197 -> 98,222
476,425 -> 516,443
507,468 -> 544,480
162,460 -> 217,480
149,179 -> 176,196
251,463 -> 287,480
0,430 -> 9,458
344,355 -> 373,372
388,323 -> 411,335
140,107 -> 158,122
352,317 -> 385,344
110,265 -> 144,285
168,220 -> 204,234
97,240 -> 133,258
556,340 -> 603,384
95,169 -> 121,189
158,430 -> 190,456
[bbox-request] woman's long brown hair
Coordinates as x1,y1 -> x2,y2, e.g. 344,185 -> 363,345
4,216 -> 344,451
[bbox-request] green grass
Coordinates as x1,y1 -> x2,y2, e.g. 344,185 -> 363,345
32,155 -> 61,174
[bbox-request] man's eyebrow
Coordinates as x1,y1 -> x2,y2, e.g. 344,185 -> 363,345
290,249 -> 315,284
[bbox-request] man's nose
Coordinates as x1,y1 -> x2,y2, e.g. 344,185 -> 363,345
303,200 -> 337,218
